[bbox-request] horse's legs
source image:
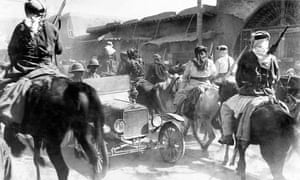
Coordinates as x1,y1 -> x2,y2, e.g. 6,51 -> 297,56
260,143 -> 287,180
191,118 -> 205,150
73,128 -> 100,176
222,145 -> 229,165
33,137 -> 42,180
46,143 -> 69,180
229,144 -> 238,166
202,122 -> 215,151
237,141 -> 248,180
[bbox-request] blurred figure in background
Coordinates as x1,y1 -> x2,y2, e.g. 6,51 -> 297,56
145,54 -> 168,85
103,41 -> 117,74
214,45 -> 235,81
69,62 -> 85,82
286,68 -> 295,76
84,57 -> 100,79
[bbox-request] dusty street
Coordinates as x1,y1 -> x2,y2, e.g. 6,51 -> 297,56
8,131 -> 300,180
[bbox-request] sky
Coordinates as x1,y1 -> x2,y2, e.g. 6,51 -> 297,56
0,0 -> 216,48
0,0 -> 217,20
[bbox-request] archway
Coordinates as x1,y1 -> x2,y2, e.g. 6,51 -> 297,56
234,0 -> 300,72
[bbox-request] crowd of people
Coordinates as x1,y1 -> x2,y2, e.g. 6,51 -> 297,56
0,0 -> 299,179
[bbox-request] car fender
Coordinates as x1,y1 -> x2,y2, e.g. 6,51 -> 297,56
163,113 -> 185,132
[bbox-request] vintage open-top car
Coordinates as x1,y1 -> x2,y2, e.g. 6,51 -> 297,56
84,75 -> 185,163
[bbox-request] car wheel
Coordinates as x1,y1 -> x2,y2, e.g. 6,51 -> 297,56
158,122 -> 185,163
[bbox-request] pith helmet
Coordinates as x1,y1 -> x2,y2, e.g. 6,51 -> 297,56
87,58 -> 100,67
70,62 -> 85,73
24,0 -> 46,16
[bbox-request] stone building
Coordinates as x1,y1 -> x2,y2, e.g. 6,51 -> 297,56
70,0 -> 300,72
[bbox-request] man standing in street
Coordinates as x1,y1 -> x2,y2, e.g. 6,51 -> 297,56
103,41 -> 117,74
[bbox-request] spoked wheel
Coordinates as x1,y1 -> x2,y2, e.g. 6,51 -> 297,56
158,122 -> 185,163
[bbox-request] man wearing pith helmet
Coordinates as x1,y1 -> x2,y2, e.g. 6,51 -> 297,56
69,62 -> 85,82
218,31 -> 281,145
84,56 -> 101,79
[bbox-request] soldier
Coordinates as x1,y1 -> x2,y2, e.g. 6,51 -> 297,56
69,62 -> 85,82
219,31 -> 280,145
84,57 -> 101,79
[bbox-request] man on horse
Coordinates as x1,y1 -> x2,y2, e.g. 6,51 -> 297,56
174,45 -> 217,113
214,45 -> 235,81
0,0 -> 63,124
218,31 -> 281,145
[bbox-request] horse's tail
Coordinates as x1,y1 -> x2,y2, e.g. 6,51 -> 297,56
64,82 -> 109,177
86,84 -> 109,177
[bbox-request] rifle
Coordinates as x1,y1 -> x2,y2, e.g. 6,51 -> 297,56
209,42 -> 214,60
52,0 -> 67,29
267,26 -> 289,54
52,0 -> 67,66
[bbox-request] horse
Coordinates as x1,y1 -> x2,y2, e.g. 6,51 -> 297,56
135,75 -> 222,151
3,77 -> 108,180
218,79 -> 298,180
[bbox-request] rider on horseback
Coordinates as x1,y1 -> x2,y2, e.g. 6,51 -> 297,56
174,45 -> 217,113
219,31 -> 281,145
0,0 -> 63,124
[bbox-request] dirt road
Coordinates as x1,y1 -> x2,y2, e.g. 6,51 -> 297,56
9,134 -> 300,180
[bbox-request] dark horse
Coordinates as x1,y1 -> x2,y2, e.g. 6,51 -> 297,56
219,79 -> 298,180
3,77 -> 108,180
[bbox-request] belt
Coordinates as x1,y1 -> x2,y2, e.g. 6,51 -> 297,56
190,76 -> 209,81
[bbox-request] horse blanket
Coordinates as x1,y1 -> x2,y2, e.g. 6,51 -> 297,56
0,67 -> 65,124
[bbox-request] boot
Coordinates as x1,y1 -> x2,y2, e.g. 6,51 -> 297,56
218,135 -> 234,145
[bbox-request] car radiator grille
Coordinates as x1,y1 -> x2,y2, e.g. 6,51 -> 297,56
123,107 -> 148,139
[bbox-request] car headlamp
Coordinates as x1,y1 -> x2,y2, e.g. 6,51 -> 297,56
114,119 -> 125,133
152,115 -> 162,127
